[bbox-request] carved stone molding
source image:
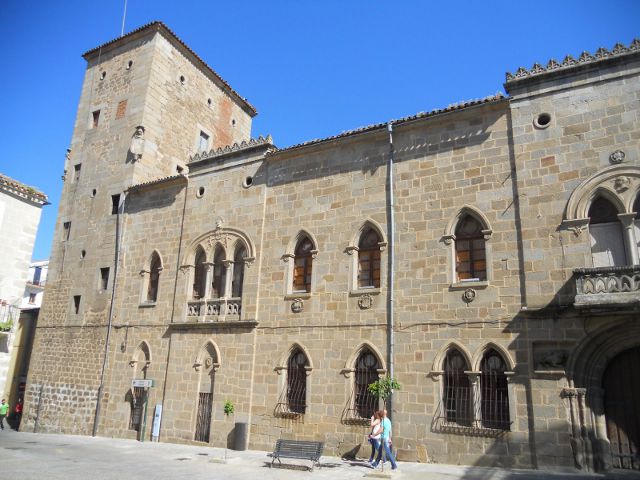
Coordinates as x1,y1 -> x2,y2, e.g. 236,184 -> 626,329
613,175 -> 630,192
358,294 -> 373,310
291,298 -> 304,313
462,288 -> 476,303
609,150 -> 625,164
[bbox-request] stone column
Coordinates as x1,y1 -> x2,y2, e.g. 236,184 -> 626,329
223,260 -> 233,314
618,213 -> 639,265
466,371 -> 481,426
589,387 -> 611,472
203,262 -> 214,299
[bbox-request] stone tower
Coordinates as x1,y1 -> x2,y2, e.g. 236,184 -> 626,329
25,22 -> 256,433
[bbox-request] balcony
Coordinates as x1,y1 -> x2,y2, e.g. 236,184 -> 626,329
574,265 -> 640,308
186,298 -> 242,322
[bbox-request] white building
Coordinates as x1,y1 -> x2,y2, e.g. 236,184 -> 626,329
0,173 -> 48,398
21,261 -> 48,310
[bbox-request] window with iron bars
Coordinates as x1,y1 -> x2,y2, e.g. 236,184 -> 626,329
286,350 -> 307,414
436,348 -> 510,434
354,350 -> 379,419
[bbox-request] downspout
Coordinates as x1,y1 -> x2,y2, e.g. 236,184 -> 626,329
159,174 -> 189,441
92,190 -> 127,436
386,123 -> 396,418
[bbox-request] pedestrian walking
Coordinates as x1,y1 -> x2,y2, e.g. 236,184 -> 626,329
367,410 -> 382,464
370,409 -> 398,471
13,398 -> 23,430
0,399 -> 8,430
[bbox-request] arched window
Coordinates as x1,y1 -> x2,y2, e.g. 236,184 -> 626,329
358,228 -> 381,288
211,247 -> 226,298
192,247 -> 207,299
443,349 -> 471,426
589,196 -> 626,267
354,349 -> 379,418
287,349 -> 308,414
147,252 -> 161,303
480,349 -> 510,430
455,215 -> 486,282
231,245 -> 246,298
293,237 -> 313,292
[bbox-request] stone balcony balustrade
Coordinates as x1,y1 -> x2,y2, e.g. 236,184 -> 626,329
186,297 -> 242,322
574,265 -> 640,307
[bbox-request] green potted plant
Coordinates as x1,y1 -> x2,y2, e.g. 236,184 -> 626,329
368,375 -> 401,409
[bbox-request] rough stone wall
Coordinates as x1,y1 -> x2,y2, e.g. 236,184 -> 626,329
24,27 -> 255,437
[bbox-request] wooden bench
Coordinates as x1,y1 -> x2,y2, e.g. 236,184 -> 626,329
270,439 -> 324,471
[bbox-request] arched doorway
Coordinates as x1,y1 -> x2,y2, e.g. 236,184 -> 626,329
603,347 -> 640,470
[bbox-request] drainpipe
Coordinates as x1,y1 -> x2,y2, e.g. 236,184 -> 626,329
93,190 -> 127,436
386,123 -> 396,419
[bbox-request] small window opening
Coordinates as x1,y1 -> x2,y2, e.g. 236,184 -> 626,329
534,112 -> 551,129
74,164 -> 82,182
100,267 -> 110,291
231,119 -> 236,127
63,221 -> 71,241
127,60 -> 133,70
198,131 -> 210,153
28,293 -> 36,304
111,194 -> 121,215
92,110 -> 100,128
243,176 -> 253,188
91,189 -> 97,198
81,250 -> 86,259
100,71 -> 106,80
207,98 -> 212,106
197,186 -> 205,197
73,295 -> 81,314
180,75 -> 186,85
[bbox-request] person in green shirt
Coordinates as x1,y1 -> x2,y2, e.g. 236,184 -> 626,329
0,399 -> 8,430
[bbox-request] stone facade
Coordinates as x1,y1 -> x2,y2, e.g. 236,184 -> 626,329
23,22 -> 640,473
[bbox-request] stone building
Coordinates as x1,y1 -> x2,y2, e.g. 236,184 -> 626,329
0,174 -> 48,399
23,21 -> 640,473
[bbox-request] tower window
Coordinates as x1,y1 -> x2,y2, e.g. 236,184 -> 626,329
100,267 -> 110,291
73,295 -> 81,314
92,110 -> 100,128
74,164 -> 81,182
198,131 -> 210,153
63,221 -> 71,241
111,194 -> 121,215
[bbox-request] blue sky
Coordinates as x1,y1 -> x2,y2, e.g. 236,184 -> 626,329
1,1 -> 639,261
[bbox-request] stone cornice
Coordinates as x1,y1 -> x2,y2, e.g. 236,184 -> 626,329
505,39 -> 640,89
189,135 -> 274,164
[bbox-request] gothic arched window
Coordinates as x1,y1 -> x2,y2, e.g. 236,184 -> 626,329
358,228 -> 382,288
147,252 -> 161,303
443,349 -> 471,426
231,245 -> 246,298
480,349 -> 510,430
293,237 -> 313,293
287,349 -> 308,414
589,196 -> 626,267
354,349 -> 379,418
455,215 -> 486,282
211,247 -> 226,299
192,247 -> 207,299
